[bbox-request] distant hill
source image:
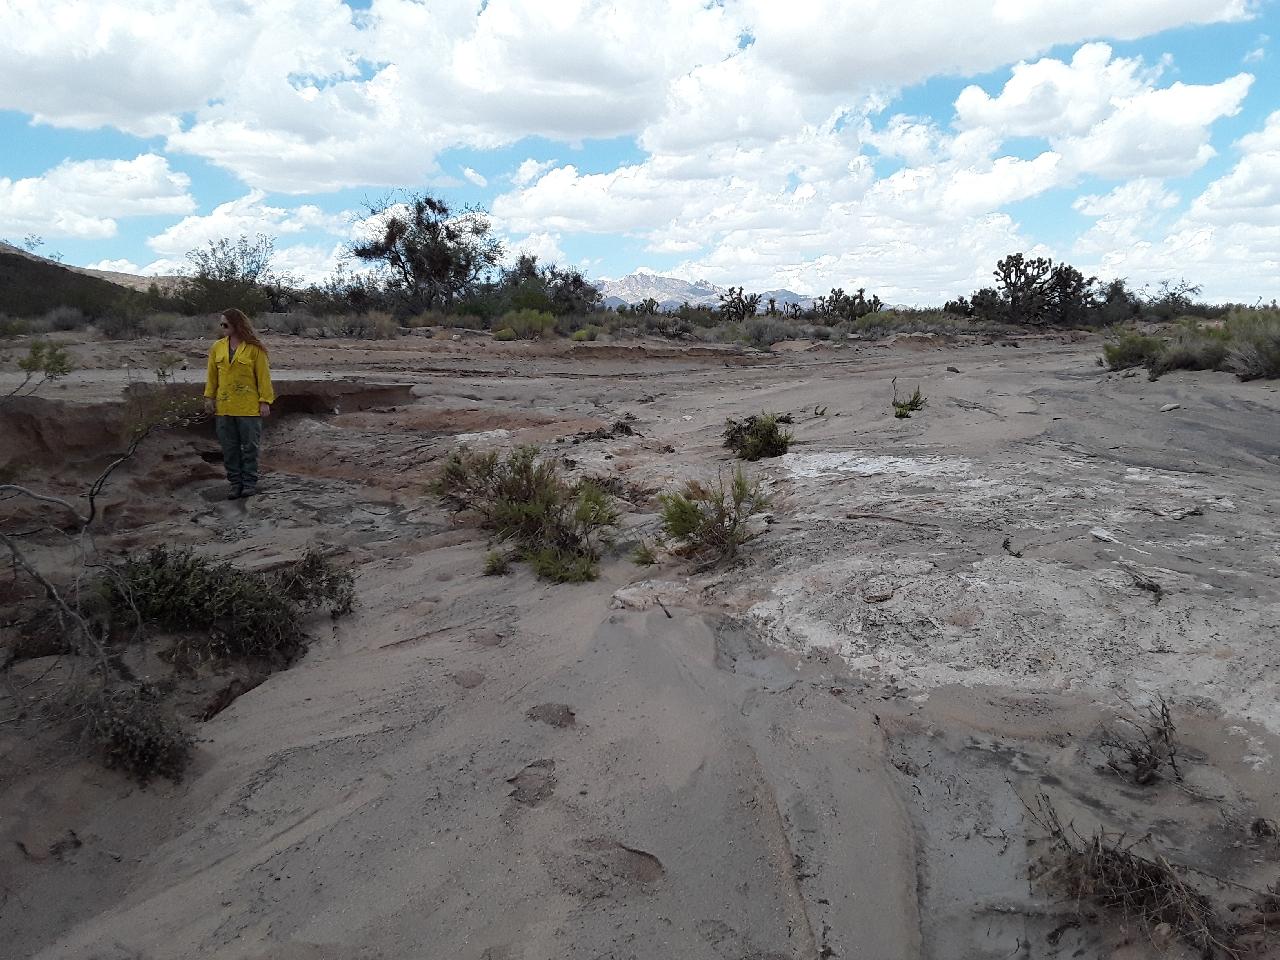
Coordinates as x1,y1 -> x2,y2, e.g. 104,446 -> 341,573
0,241 -> 133,317
595,272 -> 813,311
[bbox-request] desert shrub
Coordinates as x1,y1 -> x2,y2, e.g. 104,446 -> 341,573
493,327 -> 517,341
742,317 -> 795,348
658,467 -> 770,564
0,315 -> 29,337
96,309 -> 143,340
570,325 -> 601,342
435,446 -> 618,582
891,379 -> 928,419
330,310 -> 398,339
84,683 -> 193,783
483,550 -> 511,576
406,309 -> 448,329
502,308 -> 556,340
723,413 -> 793,460
1224,310 -> 1280,380
1102,331 -> 1164,371
631,542 -> 657,566
4,340 -> 74,399
44,306 -> 87,331
524,547 -> 598,583
278,312 -> 310,336
106,546 -> 354,663
269,547 -> 355,617
1146,321 -> 1230,379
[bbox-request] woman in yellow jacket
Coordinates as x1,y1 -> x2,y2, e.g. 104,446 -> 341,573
204,308 -> 275,499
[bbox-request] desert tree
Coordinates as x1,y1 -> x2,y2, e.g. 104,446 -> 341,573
181,234 -> 285,315
351,193 -> 503,312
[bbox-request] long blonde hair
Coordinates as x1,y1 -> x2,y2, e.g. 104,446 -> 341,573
221,308 -> 268,355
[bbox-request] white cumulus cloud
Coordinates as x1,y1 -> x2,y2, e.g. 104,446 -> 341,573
0,154 -> 194,239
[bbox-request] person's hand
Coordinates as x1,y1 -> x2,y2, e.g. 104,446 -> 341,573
259,402 -> 271,418
204,398 -> 215,415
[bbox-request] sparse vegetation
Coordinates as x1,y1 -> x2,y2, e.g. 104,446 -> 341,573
435,446 -> 618,582
723,413 -> 793,460
891,378 -> 928,418
3,340 -> 73,399
658,467 -> 770,564
1100,312 -> 1280,381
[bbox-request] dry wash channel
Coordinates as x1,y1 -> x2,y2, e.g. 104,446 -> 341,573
2,333 -> 1279,960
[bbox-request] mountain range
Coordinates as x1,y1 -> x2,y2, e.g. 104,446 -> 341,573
595,272 -> 813,311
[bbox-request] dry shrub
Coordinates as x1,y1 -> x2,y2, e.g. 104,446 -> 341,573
1100,696 -> 1182,786
1030,796 -> 1239,959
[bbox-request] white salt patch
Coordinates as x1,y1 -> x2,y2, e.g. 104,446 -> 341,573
784,451 -> 969,480
453,429 -> 513,443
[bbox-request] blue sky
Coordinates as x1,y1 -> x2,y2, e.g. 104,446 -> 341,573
2,1 -> 1277,303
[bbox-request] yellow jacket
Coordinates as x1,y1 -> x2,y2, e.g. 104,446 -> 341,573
205,338 -> 275,416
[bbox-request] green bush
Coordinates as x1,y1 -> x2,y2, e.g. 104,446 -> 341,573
435,446 -> 618,582
631,542 -> 657,566
891,380 -> 928,419
106,545 -> 354,664
502,308 -> 556,340
493,327 -> 517,341
658,467 -> 770,564
570,325 -> 601,342
483,550 -> 511,576
85,684 -> 193,783
723,413 -> 793,460
1102,331 -> 1165,371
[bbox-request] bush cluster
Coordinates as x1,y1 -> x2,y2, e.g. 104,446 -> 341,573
107,545 -> 355,665
1102,312 -> 1280,380
435,446 -> 618,582
723,414 -> 793,460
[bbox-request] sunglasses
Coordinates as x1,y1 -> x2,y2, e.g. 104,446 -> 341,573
219,321 -> 229,328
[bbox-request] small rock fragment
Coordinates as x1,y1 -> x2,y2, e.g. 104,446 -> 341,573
1160,402 -> 1181,412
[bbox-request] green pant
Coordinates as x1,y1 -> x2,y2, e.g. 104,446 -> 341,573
215,415 -> 263,491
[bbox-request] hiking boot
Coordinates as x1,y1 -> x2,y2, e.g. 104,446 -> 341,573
227,485 -> 243,500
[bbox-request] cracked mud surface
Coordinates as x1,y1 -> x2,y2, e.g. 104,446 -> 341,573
2,332 -> 1279,959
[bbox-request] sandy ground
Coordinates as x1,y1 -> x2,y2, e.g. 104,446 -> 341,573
2,330 -> 1279,960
